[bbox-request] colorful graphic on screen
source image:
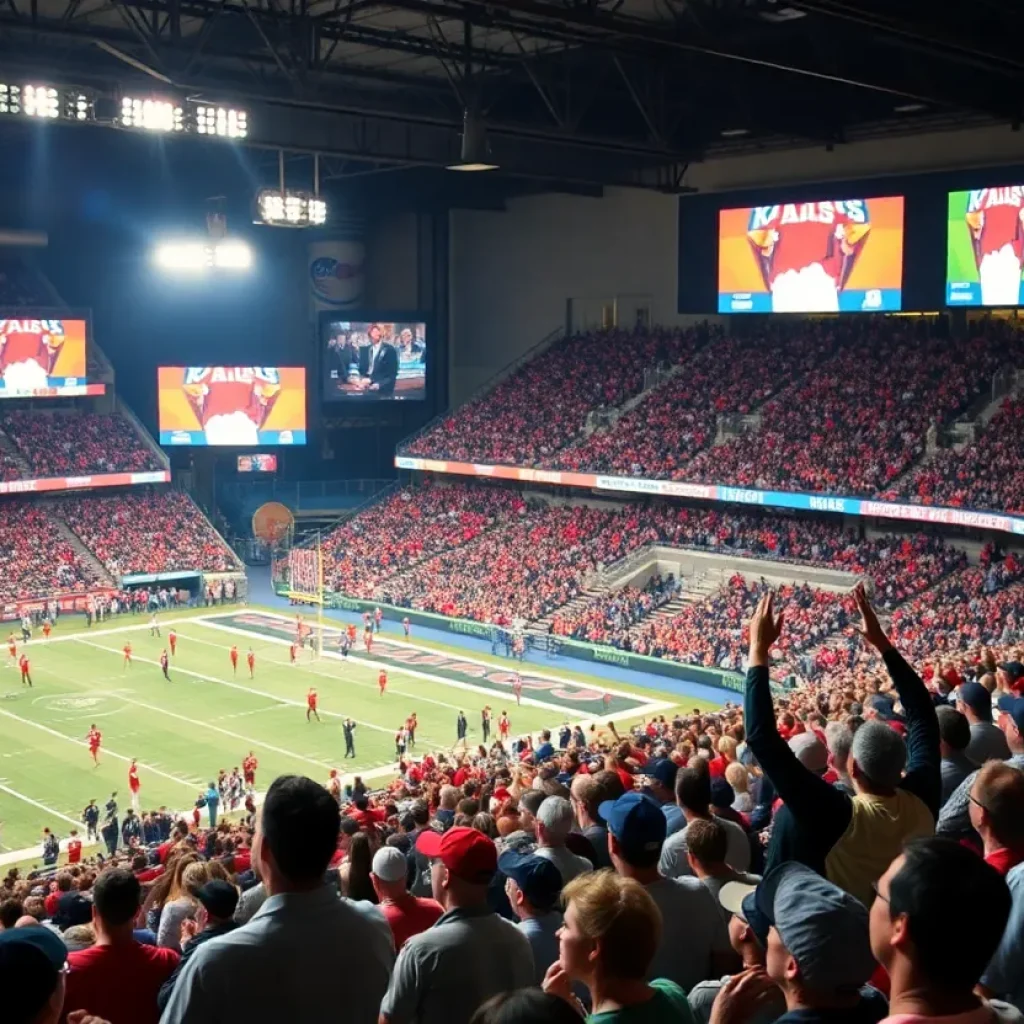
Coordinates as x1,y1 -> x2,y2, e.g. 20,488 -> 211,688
322,320 -> 426,401
946,187 -> 1024,307
158,367 -> 306,446
717,197 -> 905,313
238,454 -> 278,472
0,316 -> 101,397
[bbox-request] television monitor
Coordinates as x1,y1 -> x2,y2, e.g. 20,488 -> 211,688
946,187 -> 1024,306
0,314 -> 103,396
237,454 -> 278,472
321,317 -> 426,401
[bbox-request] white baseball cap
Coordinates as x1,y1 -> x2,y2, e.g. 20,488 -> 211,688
371,846 -> 408,883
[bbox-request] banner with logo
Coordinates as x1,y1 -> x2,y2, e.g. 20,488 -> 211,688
158,366 -> 307,446
308,238 -> 366,315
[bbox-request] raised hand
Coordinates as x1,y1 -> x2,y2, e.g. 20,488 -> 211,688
748,592 -> 784,666
709,968 -> 780,1024
853,582 -> 891,653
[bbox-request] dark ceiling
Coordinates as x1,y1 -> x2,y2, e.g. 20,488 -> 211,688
0,0 -> 1021,196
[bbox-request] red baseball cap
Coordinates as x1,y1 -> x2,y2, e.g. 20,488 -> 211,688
416,826 -> 497,883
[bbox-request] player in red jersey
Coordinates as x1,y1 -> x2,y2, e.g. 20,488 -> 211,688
7,633 -> 16,666
122,642 -> 132,669
181,366 -> 282,446
19,652 -> 31,687
42,619 -> 51,640
247,647 -> 255,679
66,829 -> 82,865
402,616 -> 411,637
603,691 -> 613,714
307,687 -> 321,723
87,724 -> 101,766
512,674 -> 522,706
408,711 -> 418,750
965,187 -> 1024,305
378,669 -> 387,697
498,711 -> 510,742
160,649 -> 170,680
289,641 -> 297,664
747,200 -> 872,312
347,623 -> 357,646
243,751 -> 258,789
168,629 -> 177,656
0,318 -> 65,394
128,758 -> 141,813
229,645 -> 239,675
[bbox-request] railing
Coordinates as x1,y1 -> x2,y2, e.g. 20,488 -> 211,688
396,324 -> 565,454
599,544 -> 658,587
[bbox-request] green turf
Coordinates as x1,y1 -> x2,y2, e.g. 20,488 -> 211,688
0,608 -> 707,856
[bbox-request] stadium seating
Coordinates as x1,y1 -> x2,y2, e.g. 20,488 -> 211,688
321,483 -> 528,597
0,501 -> 94,602
0,410 -> 164,479
402,326 -> 707,465
58,492 -> 240,576
893,396 -> 1024,512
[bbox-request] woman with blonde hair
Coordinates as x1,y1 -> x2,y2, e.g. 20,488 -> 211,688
157,859 -> 211,950
543,870 -> 695,1023
724,762 -> 753,814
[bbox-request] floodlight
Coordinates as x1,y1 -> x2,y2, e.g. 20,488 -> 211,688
23,85 -> 58,119
153,239 -> 253,272
122,96 -> 184,132
66,93 -> 90,121
213,240 -> 253,269
154,242 -> 207,271
0,84 -> 20,115
447,109 -> 498,171
255,188 -> 328,228
196,105 -> 248,139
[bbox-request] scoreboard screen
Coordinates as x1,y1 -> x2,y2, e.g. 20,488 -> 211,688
238,454 -> 278,472
158,367 -> 307,446
717,196 -> 905,313
947,187 -> 1024,306
0,315 -> 102,397
321,318 -> 426,402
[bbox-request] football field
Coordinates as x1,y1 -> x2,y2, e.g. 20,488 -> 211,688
0,607 -> 695,858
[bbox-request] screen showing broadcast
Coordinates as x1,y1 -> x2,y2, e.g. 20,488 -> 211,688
717,196 -> 905,313
946,187 -> 1024,306
0,315 -> 101,397
158,367 -> 307,446
322,319 -> 426,402
238,454 -> 278,473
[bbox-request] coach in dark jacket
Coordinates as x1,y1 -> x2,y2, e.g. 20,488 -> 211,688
158,880 -> 239,1012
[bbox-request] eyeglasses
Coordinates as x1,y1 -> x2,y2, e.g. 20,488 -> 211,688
870,880 -> 889,904
969,793 -> 991,815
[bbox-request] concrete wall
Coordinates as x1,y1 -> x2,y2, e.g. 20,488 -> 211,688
364,211 -> 419,309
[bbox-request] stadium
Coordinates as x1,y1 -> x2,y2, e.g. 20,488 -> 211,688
0,2 -> 1023,1023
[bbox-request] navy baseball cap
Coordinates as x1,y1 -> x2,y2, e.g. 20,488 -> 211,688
959,681 -> 992,717
999,661 -> 1024,681
647,758 -> 678,789
598,792 -> 666,856
0,926 -> 68,1022
996,694 -> 1024,733
498,850 -> 563,911
750,862 -> 875,993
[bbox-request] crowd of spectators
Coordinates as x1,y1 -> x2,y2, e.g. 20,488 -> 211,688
894,397 -> 1024,513
0,501 -> 93,602
402,326 -> 710,466
58,492 -> 240,577
546,323 -> 840,478
6,588 -> 1024,1024
0,411 -> 164,480
550,573 -> 679,645
684,321 -> 1021,496
322,483 -> 526,597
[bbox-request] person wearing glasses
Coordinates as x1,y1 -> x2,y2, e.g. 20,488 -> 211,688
967,760 -> 1024,876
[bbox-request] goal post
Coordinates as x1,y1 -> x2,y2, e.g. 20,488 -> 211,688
286,534 -> 325,659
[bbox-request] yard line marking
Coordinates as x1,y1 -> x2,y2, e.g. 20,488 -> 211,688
0,706 -> 201,792
74,639 -> 421,742
0,781 -> 86,831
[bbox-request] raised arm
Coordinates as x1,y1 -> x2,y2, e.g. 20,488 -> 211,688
744,593 -> 850,831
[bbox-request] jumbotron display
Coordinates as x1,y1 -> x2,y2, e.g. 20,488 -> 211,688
322,319 -> 426,402
238,453 -> 278,472
717,197 -> 905,313
0,316 -> 102,396
158,366 -> 307,446
946,186 -> 1024,307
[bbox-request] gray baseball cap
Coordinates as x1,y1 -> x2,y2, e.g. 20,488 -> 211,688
753,862 -> 876,993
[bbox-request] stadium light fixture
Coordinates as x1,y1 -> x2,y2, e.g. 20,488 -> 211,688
447,109 -> 498,171
256,188 -> 327,228
121,96 -> 184,132
720,128 -> 749,138
23,85 -> 59,119
196,105 -> 248,139
153,239 -> 253,272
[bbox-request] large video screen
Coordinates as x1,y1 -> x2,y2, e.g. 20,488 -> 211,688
946,187 -> 1024,307
238,454 -> 278,473
158,367 -> 307,446
717,197 -> 905,313
322,319 -> 426,402
0,315 -> 102,397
